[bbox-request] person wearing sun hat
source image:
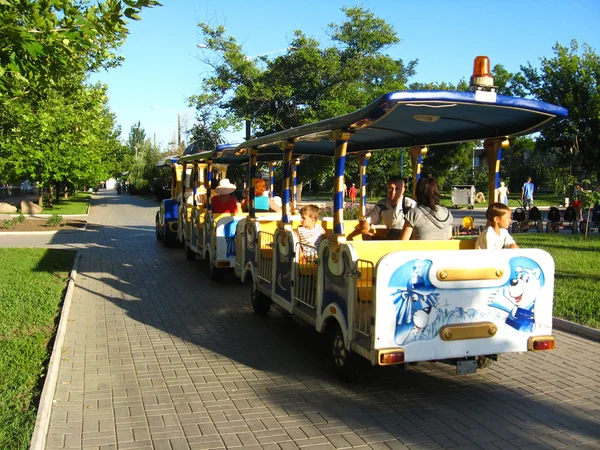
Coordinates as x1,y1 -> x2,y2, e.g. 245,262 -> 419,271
211,178 -> 240,213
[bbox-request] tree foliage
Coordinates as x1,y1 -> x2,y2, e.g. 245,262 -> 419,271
0,0 -> 161,99
191,6 -> 417,188
0,0 -> 160,195
520,40 -> 600,182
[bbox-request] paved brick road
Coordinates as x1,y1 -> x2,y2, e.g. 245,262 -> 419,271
2,191 -> 599,449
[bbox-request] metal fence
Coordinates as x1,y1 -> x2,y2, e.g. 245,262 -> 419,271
354,259 -> 374,338
257,231 -> 274,283
294,242 -> 318,309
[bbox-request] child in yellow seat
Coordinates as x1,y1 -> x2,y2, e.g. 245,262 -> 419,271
476,202 -> 519,249
297,204 -> 327,262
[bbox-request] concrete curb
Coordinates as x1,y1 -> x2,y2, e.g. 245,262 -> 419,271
553,317 -> 600,342
29,251 -> 80,450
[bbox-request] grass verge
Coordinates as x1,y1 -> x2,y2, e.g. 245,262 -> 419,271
514,233 -> 600,329
42,192 -> 91,214
0,249 -> 75,449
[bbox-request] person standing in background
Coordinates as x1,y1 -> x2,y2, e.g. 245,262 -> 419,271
497,181 -> 509,206
349,183 -> 357,204
521,176 -> 535,210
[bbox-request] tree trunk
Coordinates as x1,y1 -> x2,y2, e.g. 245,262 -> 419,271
297,181 -> 303,203
38,190 -> 43,207
48,184 -> 54,208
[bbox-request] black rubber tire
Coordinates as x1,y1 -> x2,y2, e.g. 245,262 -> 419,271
331,324 -> 367,383
511,222 -> 519,234
545,222 -> 551,233
155,212 -> 163,241
467,205 -> 473,210
208,261 -> 222,281
579,221 -> 587,234
163,228 -> 176,248
185,244 -> 196,261
251,286 -> 271,315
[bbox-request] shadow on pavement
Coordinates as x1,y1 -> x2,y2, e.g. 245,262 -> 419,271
19,190 -> 600,446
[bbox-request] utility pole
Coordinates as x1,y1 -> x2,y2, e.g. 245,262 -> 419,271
245,119 -> 251,141
177,113 -> 181,149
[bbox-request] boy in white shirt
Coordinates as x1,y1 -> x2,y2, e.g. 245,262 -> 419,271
476,203 -> 519,249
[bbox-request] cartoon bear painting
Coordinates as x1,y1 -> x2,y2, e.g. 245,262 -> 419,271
389,259 -> 439,345
488,257 -> 545,333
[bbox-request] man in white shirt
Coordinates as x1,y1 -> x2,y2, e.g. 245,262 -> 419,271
361,175 -> 416,239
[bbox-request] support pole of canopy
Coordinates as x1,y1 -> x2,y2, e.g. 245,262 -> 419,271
249,150 -> 258,219
484,138 -> 509,206
269,162 -> 276,198
192,162 -> 198,207
280,140 -> 294,226
206,160 -> 213,211
292,159 -> 300,212
331,130 -> 351,241
409,146 -> 428,197
180,163 -> 187,201
358,152 -> 371,220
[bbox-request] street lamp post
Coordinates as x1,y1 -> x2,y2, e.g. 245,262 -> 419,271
151,105 -> 181,148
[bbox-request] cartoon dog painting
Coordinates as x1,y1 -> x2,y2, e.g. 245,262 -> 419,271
488,257 -> 545,333
389,259 -> 439,345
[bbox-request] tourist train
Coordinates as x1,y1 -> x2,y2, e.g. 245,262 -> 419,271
154,57 -> 568,381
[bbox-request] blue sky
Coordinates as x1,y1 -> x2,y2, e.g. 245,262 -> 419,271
90,0 -> 600,150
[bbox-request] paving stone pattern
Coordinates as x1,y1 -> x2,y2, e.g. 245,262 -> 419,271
2,191 -> 599,449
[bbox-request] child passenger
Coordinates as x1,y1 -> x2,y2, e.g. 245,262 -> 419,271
297,204 -> 326,260
476,202 -> 519,249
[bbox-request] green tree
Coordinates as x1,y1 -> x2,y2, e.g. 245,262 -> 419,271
127,121 -> 147,156
126,123 -> 160,193
191,6 -> 417,188
0,0 -> 160,99
3,78 -> 124,205
519,40 -> 600,183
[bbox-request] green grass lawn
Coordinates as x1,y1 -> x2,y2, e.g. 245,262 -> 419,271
41,192 -> 91,214
304,192 -> 565,208
0,249 -> 76,449
514,233 -> 600,329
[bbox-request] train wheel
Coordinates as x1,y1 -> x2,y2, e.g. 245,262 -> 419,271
155,212 -> 163,241
251,286 -> 271,315
208,262 -> 222,281
163,228 -> 176,248
331,324 -> 367,383
185,244 -> 196,261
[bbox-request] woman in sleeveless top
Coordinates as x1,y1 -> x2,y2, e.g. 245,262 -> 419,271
401,176 -> 453,240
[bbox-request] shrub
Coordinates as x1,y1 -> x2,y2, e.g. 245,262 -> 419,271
46,214 -> 63,227
318,203 -> 361,220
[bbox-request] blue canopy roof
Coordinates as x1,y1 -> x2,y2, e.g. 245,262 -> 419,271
234,90 -> 568,155
154,156 -> 180,168
178,143 -> 293,165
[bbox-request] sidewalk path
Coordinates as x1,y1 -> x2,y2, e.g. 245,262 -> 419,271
1,191 -> 599,449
